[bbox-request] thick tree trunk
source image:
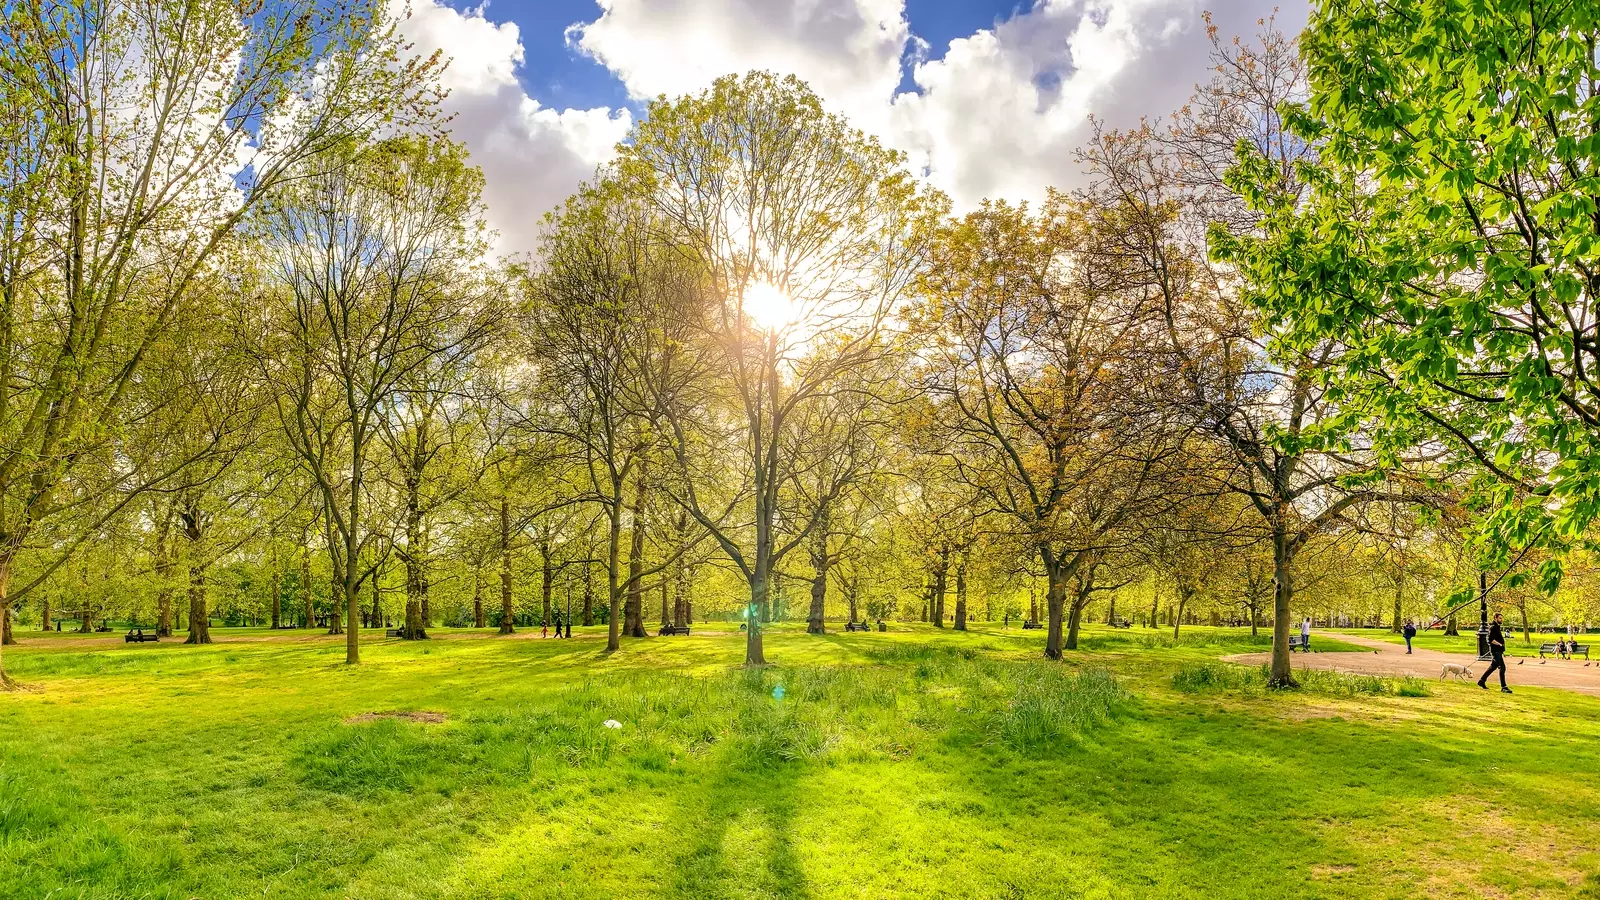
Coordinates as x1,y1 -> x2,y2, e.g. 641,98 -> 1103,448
185,563 -> 211,645
624,472 -> 648,639
1043,555 -> 1068,660
499,497 -> 515,635
1,606 -> 13,646
807,539 -> 828,635
1445,613 -> 1459,636
746,567 -> 769,666
1269,527 -> 1296,687
40,597 -> 50,635
404,555 -> 428,640
1174,587 -> 1192,639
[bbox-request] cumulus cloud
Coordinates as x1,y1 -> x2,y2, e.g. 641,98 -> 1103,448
570,0 -> 911,135
398,0 -> 632,255
391,0 -> 1307,253
567,0 -> 1303,210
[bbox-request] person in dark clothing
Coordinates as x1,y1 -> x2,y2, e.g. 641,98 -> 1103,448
1478,613 -> 1511,693
1403,620 -> 1417,654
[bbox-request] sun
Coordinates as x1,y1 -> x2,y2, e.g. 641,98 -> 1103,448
741,281 -> 796,331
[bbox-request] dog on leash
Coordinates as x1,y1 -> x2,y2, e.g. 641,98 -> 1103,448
1439,662 -> 1474,681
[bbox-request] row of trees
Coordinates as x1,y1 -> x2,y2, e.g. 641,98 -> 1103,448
3,0 -> 1595,689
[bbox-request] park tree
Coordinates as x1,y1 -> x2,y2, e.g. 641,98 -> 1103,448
1213,1 -> 1600,608
1078,17 -> 1436,685
530,176 -> 704,650
911,193 -> 1186,658
622,72 -> 941,665
252,136 -> 497,664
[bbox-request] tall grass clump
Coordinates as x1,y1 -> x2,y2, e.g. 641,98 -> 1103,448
1172,663 -> 1432,699
986,665 -> 1126,750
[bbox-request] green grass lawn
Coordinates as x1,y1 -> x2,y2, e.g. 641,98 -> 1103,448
3,622 -> 1597,899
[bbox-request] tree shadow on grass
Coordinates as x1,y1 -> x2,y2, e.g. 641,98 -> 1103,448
662,759 -> 812,900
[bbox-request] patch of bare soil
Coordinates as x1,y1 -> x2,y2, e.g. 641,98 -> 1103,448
343,710 -> 448,725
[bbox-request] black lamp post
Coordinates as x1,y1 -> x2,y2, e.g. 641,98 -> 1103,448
1474,571 -> 1491,660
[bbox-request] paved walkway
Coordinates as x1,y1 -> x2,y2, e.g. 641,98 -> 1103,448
1225,633 -> 1600,697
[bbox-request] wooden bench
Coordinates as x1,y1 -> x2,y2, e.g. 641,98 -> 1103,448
1540,642 -> 1590,659
385,628 -> 405,638
1110,618 -> 1132,629
844,621 -> 870,632
658,625 -> 690,636
124,628 -> 160,644
1022,620 -> 1044,630
1287,634 -> 1310,652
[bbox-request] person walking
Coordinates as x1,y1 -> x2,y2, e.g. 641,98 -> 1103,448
1300,617 -> 1311,651
1478,612 -> 1511,693
1403,619 -> 1417,654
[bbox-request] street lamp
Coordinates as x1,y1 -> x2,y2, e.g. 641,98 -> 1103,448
1474,571 -> 1490,660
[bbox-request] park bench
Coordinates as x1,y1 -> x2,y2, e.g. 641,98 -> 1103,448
1110,618 -> 1132,629
124,627 -> 160,644
658,625 -> 690,636
385,627 -> 405,638
844,621 -> 870,632
1287,634 -> 1310,652
1022,620 -> 1044,630
1539,642 -> 1591,660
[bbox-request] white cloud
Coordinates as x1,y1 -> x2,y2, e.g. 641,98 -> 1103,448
397,0 -> 632,255
571,0 -> 911,135
568,0 -> 1304,210
391,0 -> 1307,254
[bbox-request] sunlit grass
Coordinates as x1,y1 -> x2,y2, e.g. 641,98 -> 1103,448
3,623 -> 1598,898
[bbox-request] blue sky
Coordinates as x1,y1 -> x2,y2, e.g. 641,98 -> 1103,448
496,0 -> 1025,111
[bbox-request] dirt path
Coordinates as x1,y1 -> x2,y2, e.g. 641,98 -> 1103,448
1225,633 -> 1600,698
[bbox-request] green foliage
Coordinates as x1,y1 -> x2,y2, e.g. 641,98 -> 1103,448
1216,0 -> 1600,578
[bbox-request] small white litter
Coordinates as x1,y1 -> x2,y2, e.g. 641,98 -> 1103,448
602,719 -> 622,729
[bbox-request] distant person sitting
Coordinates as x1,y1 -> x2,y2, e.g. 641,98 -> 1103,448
1557,637 -> 1570,659
1403,620 -> 1417,654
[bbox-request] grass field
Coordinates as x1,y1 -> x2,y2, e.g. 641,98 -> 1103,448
3,623 -> 1598,899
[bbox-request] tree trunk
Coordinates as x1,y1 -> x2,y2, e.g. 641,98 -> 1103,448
1065,590 -> 1088,650
404,551 -> 428,640
807,536 -> 828,635
301,547 -> 314,629
1,606 -> 13,646
1043,553 -> 1068,660
673,564 -> 688,628
624,470 -> 648,639
1174,587 -> 1191,639
185,562 -> 211,645
473,565 -> 486,628
583,563 -> 595,628
0,562 -> 16,690
499,496 -> 515,635
1445,613 -> 1459,636
953,560 -> 968,631
370,569 -> 384,630
1268,527 -> 1296,687
40,596 -> 51,635
746,567 -> 769,666
270,564 -> 282,630
541,539 -> 554,627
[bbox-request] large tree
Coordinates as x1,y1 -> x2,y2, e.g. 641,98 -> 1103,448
626,72 -> 941,666
911,194 -> 1186,658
